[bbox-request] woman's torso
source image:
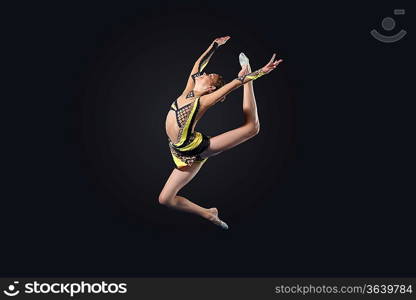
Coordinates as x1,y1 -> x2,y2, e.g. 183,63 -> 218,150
165,95 -> 206,144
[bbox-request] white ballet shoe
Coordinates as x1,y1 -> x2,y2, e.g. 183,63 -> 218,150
213,217 -> 229,230
219,220 -> 229,230
239,52 -> 250,67
207,208 -> 229,230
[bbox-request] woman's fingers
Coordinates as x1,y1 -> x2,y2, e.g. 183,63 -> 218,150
268,53 -> 277,64
263,58 -> 283,73
215,36 -> 231,45
221,37 -> 230,43
266,56 -> 283,70
274,59 -> 283,66
267,54 -> 284,66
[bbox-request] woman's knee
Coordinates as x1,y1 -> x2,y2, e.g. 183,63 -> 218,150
158,192 -> 175,206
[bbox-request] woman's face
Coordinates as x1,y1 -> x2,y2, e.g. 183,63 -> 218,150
195,73 -> 220,91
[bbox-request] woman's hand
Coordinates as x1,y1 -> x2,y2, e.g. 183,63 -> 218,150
213,36 -> 231,46
238,65 -> 249,78
261,53 -> 283,74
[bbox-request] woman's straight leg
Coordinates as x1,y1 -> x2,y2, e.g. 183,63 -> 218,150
242,64 -> 259,125
202,63 -> 260,156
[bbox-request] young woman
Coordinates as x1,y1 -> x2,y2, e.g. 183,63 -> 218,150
159,36 -> 283,229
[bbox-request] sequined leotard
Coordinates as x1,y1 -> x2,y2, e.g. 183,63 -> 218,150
168,95 -> 210,169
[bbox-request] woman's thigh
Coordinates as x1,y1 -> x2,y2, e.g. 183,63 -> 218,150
160,161 -> 205,198
201,125 -> 255,158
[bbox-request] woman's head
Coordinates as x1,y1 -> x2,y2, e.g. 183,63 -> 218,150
194,73 -> 225,94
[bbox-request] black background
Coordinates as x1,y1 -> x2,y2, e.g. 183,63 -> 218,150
2,1 -> 415,276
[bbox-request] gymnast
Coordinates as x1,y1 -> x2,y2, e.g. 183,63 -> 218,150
159,36 -> 283,229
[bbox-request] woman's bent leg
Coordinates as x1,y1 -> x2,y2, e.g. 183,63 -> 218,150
159,162 -> 228,229
158,162 -> 228,228
159,162 -> 208,217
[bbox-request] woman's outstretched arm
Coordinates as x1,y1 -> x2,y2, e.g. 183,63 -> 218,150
200,54 -> 283,108
181,36 -> 230,96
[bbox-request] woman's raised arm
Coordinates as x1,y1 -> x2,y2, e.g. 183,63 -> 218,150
181,36 -> 230,96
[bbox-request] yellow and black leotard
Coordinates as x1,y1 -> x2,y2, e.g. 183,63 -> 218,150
168,97 -> 210,169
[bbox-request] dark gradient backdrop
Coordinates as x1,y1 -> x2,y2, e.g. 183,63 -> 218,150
2,1 -> 415,276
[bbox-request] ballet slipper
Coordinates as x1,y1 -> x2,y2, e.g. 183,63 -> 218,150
239,52 -> 250,67
213,217 -> 229,230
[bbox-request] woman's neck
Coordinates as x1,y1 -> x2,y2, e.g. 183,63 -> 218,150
191,89 -> 206,98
